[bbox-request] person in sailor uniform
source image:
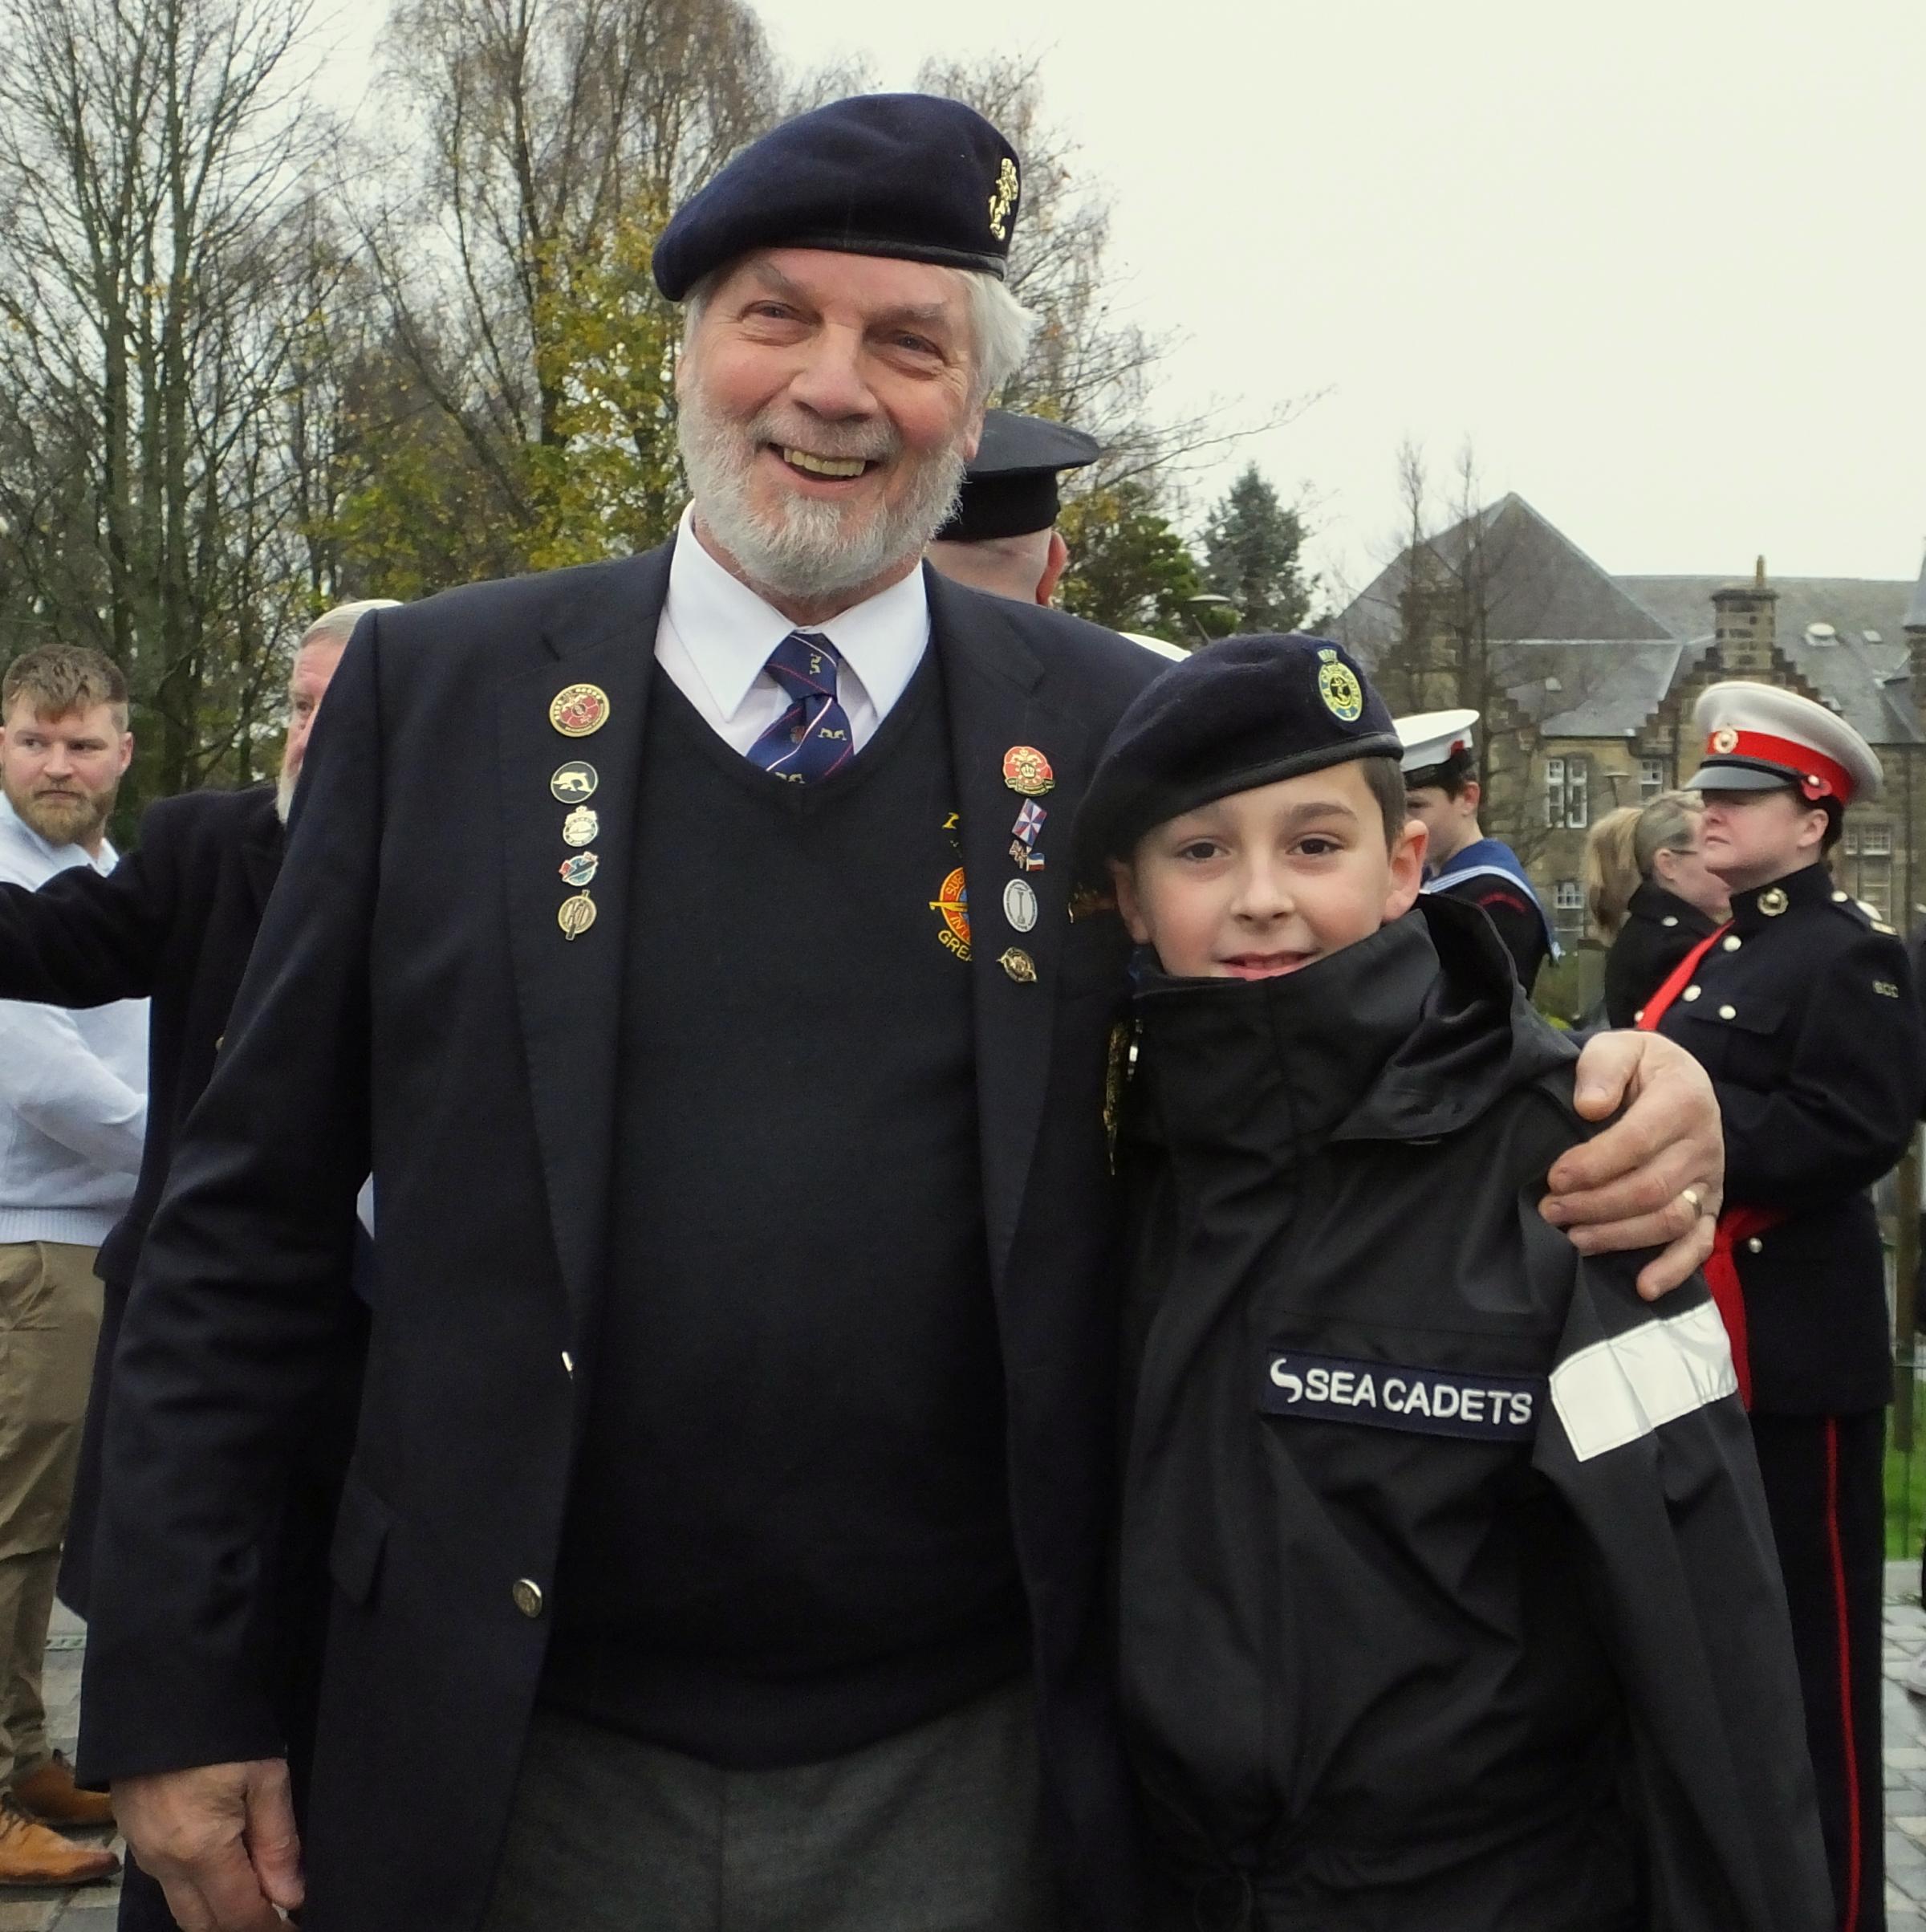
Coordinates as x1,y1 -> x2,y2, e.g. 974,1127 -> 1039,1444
1396,709 -> 1556,990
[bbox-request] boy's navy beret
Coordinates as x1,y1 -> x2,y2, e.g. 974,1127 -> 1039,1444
1077,633 -> 1400,868
653,95 -> 1022,302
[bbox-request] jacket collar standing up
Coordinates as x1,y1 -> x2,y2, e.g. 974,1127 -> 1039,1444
1133,895 -> 1575,1173
498,539 -> 1107,1331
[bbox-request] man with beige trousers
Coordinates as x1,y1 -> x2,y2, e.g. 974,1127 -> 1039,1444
0,644 -> 147,1887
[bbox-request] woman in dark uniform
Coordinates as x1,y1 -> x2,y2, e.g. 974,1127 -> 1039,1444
1642,681 -> 1924,1932
1594,791 -> 1729,1026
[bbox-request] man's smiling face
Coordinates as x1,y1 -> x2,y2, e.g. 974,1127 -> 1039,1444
676,248 -> 982,608
1113,760 -> 1427,982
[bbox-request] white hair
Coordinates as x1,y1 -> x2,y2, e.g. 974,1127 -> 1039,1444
678,262 -> 1036,407
298,598 -> 400,653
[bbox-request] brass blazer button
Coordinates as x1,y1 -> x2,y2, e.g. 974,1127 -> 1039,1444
1746,1237 -> 1764,1255
512,1578 -> 545,1619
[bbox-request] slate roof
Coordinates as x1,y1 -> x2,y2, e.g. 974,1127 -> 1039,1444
1335,494 -> 1674,654
1331,497 -> 1925,746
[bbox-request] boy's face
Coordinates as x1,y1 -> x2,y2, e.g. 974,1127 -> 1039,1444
1112,760 -> 1428,981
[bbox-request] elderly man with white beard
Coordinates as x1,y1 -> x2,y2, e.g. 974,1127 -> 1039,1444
77,97 -> 1725,1932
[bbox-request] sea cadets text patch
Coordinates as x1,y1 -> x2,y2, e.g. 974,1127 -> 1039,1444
1260,1348 -> 1545,1442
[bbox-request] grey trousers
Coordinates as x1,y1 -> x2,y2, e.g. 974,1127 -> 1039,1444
482,1675 -> 1063,1932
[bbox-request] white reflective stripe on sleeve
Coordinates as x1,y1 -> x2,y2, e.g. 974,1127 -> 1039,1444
1550,1300 -> 1739,1463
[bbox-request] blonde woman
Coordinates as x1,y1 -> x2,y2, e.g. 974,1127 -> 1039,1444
1598,791 -> 1729,1026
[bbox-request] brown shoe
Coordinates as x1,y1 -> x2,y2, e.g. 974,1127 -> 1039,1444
11,1751 -> 115,1829
0,1796 -> 120,1885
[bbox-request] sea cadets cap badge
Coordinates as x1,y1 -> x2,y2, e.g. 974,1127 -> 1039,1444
1316,648 -> 1364,723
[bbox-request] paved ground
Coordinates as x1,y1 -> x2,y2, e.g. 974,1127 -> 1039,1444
17,1589 -> 1926,1926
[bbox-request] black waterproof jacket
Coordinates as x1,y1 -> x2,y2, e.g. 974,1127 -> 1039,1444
1117,896 -> 1831,1932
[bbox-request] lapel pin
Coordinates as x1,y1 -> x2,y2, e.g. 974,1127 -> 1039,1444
559,852 -> 599,889
550,684 -> 611,737
1011,800 -> 1047,844
562,806 -> 599,848
557,892 -> 597,940
1002,877 -> 1038,933
999,947 -> 1038,983
929,865 -> 971,962
1009,840 -> 1046,872
551,760 -> 599,802
1002,746 -> 1054,797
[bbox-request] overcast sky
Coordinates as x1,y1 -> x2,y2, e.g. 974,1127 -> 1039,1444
323,0 -> 1924,602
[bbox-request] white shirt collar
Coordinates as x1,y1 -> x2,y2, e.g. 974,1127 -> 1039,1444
662,507 -> 929,722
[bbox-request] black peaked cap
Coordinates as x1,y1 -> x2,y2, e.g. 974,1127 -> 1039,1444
933,409 -> 1102,542
653,95 -> 1022,302
1076,633 -> 1400,870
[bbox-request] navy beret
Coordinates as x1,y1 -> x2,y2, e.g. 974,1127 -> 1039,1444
933,409 -> 1101,542
1076,633 -> 1400,868
653,95 -> 1022,303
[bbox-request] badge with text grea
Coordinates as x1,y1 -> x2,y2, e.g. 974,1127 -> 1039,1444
1260,1348 -> 1544,1443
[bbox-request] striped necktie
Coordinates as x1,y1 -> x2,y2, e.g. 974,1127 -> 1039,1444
747,631 -> 855,783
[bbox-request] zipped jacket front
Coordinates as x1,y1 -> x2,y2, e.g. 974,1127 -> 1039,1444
1118,898 -> 1830,1931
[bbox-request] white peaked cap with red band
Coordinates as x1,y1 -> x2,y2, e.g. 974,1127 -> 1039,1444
1684,680 -> 1882,806
1394,708 -> 1481,775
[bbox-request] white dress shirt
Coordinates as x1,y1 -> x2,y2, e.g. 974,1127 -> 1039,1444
655,509 -> 931,754
0,794 -> 148,1247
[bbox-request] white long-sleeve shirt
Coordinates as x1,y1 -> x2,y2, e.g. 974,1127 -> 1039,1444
0,793 -> 148,1247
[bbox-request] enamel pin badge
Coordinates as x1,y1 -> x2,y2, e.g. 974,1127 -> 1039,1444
562,807 -> 599,848
1002,746 -> 1054,797
559,852 -> 599,889
551,760 -> 599,802
550,685 -> 610,738
1002,877 -> 1038,933
557,892 -> 597,940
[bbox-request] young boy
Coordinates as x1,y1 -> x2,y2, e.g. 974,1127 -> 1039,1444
1076,634 -> 1830,1931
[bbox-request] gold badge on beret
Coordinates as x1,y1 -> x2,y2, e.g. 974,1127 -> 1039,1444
987,158 -> 1019,242
1316,649 -> 1363,724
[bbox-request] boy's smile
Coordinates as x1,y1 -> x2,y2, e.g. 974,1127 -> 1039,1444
1112,761 -> 1427,981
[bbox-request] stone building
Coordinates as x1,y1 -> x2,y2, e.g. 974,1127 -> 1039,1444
1333,495 -> 1926,989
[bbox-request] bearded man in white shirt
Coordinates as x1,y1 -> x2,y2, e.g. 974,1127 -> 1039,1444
0,643 -> 145,1889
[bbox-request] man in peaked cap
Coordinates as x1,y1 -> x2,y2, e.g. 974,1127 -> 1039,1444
1643,680 -> 1924,1932
1397,707 -> 1557,992
86,93 -> 1725,1932
926,408 -> 1100,606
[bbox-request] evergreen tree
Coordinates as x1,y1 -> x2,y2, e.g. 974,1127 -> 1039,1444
1201,465 -> 1316,634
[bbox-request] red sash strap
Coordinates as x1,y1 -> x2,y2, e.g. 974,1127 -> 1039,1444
1632,924 -> 1728,1034
1633,920 -> 1781,1408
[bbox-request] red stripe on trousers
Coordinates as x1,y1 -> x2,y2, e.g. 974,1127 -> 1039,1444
1823,1417 -> 1863,1930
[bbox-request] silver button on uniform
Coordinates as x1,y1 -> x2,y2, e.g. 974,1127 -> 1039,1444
1718,1005 -> 1737,1020
1683,985 -> 1701,1002
1722,935 -> 1741,952
1746,1236 -> 1764,1255
512,1578 -> 545,1619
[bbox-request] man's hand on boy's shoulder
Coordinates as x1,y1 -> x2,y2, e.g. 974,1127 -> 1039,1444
1538,1031 -> 1722,1303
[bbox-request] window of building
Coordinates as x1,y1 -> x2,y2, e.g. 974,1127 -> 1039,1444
1554,878 -> 1584,942
1838,823 -> 1894,921
1638,757 -> 1666,799
1545,756 -> 1588,828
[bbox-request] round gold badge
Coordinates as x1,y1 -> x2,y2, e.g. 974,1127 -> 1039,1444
999,947 -> 1038,983
557,891 -> 597,940
550,684 -> 610,738
1710,727 -> 1739,755
1316,653 -> 1364,723
1759,887 -> 1789,917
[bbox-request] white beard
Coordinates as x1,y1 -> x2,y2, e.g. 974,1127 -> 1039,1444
677,385 -> 965,603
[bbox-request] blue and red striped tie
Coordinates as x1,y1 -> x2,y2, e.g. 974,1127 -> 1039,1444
748,631 -> 854,783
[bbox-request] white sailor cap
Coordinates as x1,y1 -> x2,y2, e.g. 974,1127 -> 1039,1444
1394,708 -> 1481,779
1684,681 -> 1882,807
